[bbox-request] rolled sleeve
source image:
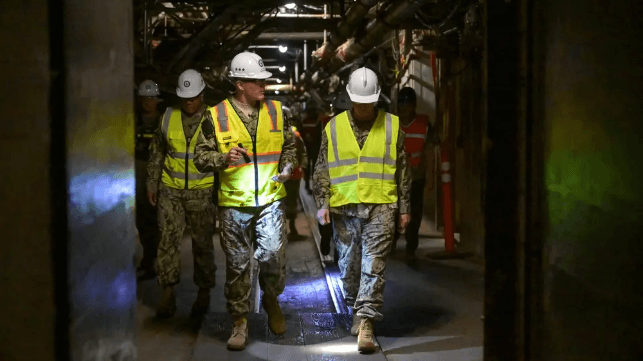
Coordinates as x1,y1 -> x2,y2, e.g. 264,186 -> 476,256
279,116 -> 299,171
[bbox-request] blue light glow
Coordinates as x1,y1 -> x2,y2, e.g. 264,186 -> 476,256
69,169 -> 135,224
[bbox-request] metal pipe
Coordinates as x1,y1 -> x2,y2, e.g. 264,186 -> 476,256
324,4 -> 328,43
325,0 -> 423,74
266,84 -> 295,91
144,4 -> 149,64
264,13 -> 342,18
247,45 -> 281,49
303,40 -> 308,70
256,32 -> 326,40
299,0 -> 380,85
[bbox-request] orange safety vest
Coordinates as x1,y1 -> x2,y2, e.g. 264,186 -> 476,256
401,114 -> 430,167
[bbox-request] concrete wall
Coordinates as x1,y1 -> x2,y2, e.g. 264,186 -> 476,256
63,0 -> 138,359
0,2 -> 56,361
539,1 -> 643,358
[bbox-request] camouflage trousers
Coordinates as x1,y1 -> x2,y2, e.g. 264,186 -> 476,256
284,179 -> 301,221
135,159 -> 159,269
332,205 -> 396,322
157,183 -> 217,288
219,200 -> 287,316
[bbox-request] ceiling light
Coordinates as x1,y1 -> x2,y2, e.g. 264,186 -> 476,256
278,45 -> 288,53
284,3 -> 296,10
279,66 -> 286,72
275,90 -> 280,94
276,79 -> 283,83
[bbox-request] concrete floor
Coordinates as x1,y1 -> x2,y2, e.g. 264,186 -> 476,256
136,192 -> 484,361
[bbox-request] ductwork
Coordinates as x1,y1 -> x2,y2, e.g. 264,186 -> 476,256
326,0 -> 424,74
300,0 -> 380,84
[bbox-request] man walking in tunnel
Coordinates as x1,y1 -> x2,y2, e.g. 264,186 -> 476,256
314,67 -> 411,353
284,124 -> 308,241
394,87 -> 440,260
146,69 -> 217,319
135,79 -> 164,280
194,51 -> 299,351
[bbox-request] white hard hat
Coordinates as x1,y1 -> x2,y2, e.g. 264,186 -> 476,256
176,69 -> 205,98
138,80 -> 160,97
332,90 -> 352,111
228,51 -> 272,79
346,67 -> 380,103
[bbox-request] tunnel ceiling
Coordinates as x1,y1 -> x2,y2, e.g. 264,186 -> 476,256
134,0 -> 477,104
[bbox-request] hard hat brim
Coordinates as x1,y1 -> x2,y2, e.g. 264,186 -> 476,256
228,70 -> 273,80
346,86 -> 380,104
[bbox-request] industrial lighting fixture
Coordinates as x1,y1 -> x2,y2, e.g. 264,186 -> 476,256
278,45 -> 288,53
279,66 -> 286,72
284,3 -> 296,10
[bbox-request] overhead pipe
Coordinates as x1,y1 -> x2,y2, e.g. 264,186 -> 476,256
299,0 -> 380,85
325,0 -> 425,75
257,32 -> 325,40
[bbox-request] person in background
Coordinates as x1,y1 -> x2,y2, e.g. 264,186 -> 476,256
146,70 -> 217,319
284,125 -> 308,241
394,87 -> 441,261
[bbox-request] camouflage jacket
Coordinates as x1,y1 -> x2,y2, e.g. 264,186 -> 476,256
193,97 -> 299,174
146,104 -> 208,193
313,110 -> 412,217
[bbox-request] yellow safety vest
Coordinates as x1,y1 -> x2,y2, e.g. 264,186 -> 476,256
160,108 -> 215,190
211,99 -> 287,207
326,110 -> 399,207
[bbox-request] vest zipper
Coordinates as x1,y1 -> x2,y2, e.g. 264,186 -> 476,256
185,136 -> 191,190
251,134 -> 259,206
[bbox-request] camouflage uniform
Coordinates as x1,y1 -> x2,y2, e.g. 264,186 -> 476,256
284,128 -> 308,224
136,112 -> 161,271
194,97 -> 298,316
147,104 -> 217,288
313,109 -> 412,321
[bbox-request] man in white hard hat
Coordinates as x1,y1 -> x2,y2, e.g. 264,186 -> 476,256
313,67 -> 412,353
194,51 -> 299,350
135,80 -> 164,280
146,69 -> 217,319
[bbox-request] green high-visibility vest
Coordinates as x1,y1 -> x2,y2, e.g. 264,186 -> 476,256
326,110 -> 399,207
210,99 -> 287,207
160,108 -> 214,190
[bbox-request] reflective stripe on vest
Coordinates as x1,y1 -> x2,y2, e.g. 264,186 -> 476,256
161,107 -> 215,190
211,99 -> 287,207
326,110 -> 398,206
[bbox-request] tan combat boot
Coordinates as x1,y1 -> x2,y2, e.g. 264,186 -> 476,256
227,315 -> 249,351
357,318 -> 377,353
262,295 -> 287,335
350,312 -> 361,336
155,286 -> 176,318
190,287 -> 211,318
